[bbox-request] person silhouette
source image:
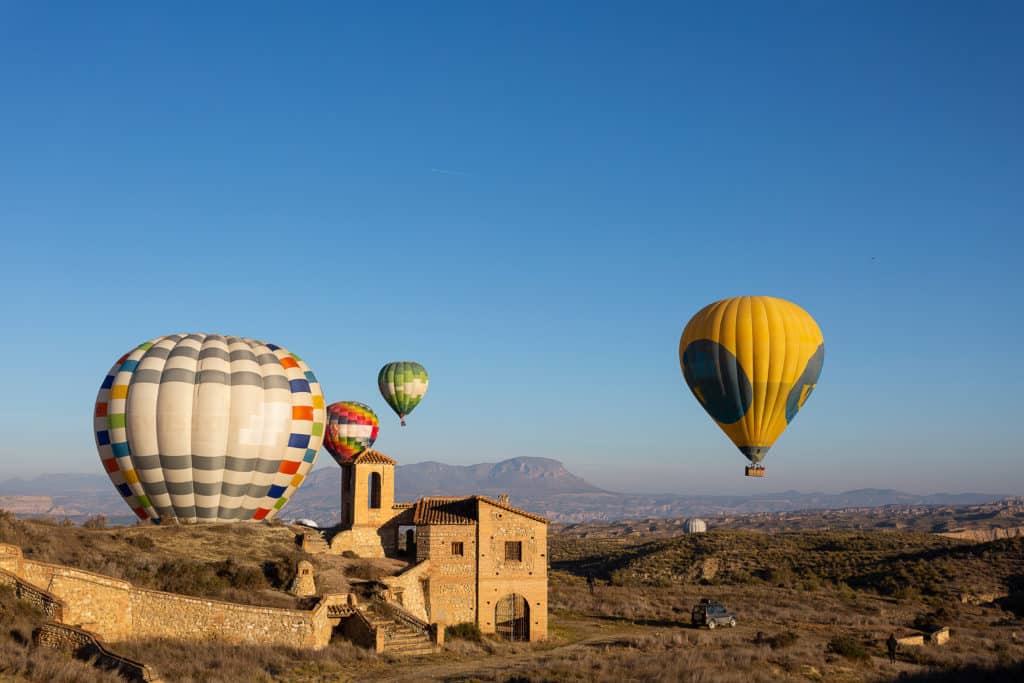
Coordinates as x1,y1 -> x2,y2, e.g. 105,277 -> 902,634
887,632 -> 898,664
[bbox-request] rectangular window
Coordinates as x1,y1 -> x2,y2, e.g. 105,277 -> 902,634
451,541 -> 464,556
504,541 -> 522,562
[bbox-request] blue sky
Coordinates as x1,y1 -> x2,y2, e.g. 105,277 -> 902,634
1,2 -> 1021,494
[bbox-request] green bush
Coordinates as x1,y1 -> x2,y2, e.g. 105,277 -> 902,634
827,635 -> 869,661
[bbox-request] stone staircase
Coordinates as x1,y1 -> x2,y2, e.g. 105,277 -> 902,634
382,620 -> 436,656
364,602 -> 437,656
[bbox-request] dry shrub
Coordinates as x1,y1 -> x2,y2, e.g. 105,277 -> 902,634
114,636 -> 374,683
446,622 -> 483,642
826,635 -> 869,661
766,630 -> 799,649
82,515 -> 107,530
345,560 -> 390,582
0,585 -> 121,683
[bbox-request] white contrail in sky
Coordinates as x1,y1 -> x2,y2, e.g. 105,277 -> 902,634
430,167 -> 472,177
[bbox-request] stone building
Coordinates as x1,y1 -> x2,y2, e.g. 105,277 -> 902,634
324,449 -> 548,641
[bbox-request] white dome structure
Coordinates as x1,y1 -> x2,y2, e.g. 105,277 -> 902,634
683,518 -> 707,534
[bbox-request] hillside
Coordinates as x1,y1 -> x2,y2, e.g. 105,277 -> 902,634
2,508 -> 1024,681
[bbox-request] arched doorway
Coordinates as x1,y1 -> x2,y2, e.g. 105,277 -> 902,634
495,594 -> 529,641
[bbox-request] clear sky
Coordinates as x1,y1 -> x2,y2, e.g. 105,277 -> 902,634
1,2 -> 1021,495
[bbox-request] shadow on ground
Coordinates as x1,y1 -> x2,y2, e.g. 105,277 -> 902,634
889,661 -> 1024,682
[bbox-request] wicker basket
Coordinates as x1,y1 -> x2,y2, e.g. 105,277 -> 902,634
744,466 -> 766,478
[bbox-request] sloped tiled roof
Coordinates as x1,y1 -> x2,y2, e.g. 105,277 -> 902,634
411,496 -> 549,526
352,449 -> 396,465
413,497 -> 477,525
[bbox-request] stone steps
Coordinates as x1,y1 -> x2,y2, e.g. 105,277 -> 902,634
362,602 -> 437,656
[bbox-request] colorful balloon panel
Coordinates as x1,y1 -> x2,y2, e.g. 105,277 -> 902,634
378,361 -> 429,425
93,334 -> 326,523
679,297 -> 824,464
323,401 -> 379,464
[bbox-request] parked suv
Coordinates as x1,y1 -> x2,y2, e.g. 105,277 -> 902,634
691,599 -> 737,629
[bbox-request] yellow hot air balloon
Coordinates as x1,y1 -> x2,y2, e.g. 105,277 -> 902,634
679,296 -> 824,477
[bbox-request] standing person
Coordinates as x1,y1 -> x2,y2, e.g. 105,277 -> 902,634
886,632 -> 898,664
586,572 -> 595,595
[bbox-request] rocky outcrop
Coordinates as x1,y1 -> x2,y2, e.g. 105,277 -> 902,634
939,526 -> 1024,542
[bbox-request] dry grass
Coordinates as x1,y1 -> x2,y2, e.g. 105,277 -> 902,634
0,585 -> 121,683
113,634 -> 379,683
4,509 -> 1024,681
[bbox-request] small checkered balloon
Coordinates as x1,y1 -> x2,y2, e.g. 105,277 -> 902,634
323,401 -> 380,464
93,334 -> 326,524
378,361 -> 429,426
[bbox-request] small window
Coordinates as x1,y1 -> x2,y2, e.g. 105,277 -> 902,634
504,541 -> 522,562
451,542 -> 464,556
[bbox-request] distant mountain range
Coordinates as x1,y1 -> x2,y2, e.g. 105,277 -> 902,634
0,457 -> 1009,525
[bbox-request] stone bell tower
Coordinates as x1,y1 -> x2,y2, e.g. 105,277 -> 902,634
337,454 -> 397,557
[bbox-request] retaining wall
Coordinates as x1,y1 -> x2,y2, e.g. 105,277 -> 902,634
34,622 -> 162,683
0,543 -> 336,649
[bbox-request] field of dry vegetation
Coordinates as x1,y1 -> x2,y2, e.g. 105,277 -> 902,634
1,509 -> 1023,682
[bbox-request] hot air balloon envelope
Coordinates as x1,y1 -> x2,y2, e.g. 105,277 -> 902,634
679,296 -> 824,475
93,334 -> 326,523
323,401 -> 380,464
378,361 -> 429,426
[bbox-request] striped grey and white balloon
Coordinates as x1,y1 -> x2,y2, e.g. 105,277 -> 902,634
94,334 -> 326,524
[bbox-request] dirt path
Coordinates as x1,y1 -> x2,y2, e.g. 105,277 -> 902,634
368,632 -> 641,682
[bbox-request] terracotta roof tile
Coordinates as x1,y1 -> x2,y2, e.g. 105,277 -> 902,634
412,497 -> 477,525
352,449 -> 396,465
410,496 -> 549,526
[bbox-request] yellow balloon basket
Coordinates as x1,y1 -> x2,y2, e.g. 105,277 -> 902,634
745,465 -> 766,478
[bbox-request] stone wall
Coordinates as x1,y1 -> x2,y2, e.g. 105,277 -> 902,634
329,526 -> 392,558
343,462 -> 396,528
21,561 -> 134,640
418,524 -> 477,625
340,609 -> 385,653
128,587 -> 331,648
476,500 -> 548,641
0,543 -> 336,650
0,568 -> 64,621
0,543 -> 24,575
34,622 -> 162,683
381,560 -> 431,622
